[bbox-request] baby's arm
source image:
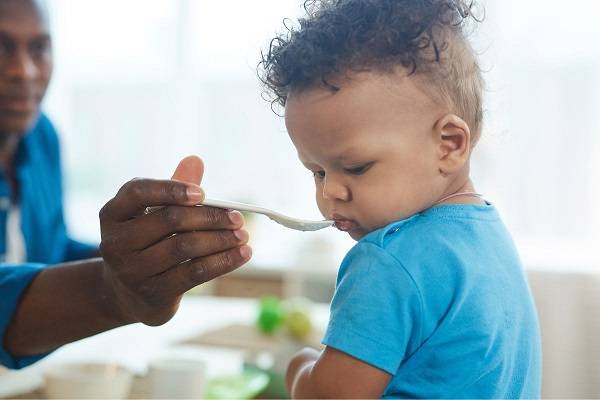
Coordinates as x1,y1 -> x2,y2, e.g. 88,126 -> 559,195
287,242 -> 419,398
286,346 -> 391,398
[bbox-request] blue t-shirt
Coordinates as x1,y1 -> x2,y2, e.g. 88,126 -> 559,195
322,203 -> 541,398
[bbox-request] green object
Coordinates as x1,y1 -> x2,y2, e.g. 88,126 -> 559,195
257,297 -> 285,334
285,309 -> 312,339
284,298 -> 313,339
244,363 -> 289,399
204,369 -> 270,400
260,370 -> 289,399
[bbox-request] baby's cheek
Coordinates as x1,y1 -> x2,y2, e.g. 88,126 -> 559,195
367,204 -> 408,229
315,192 -> 327,217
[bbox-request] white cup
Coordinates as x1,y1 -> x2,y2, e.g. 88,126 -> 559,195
43,362 -> 133,399
147,358 -> 206,399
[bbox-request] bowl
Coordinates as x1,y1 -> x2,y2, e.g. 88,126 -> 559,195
43,362 -> 133,399
147,358 -> 206,399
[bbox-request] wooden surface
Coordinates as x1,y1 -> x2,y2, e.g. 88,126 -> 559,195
10,376 -> 151,399
0,297 -> 329,399
179,323 -> 323,352
212,275 -> 285,298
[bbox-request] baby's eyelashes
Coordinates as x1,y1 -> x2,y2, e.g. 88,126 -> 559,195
343,162 -> 374,176
311,162 -> 374,180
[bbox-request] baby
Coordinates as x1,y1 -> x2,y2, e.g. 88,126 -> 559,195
259,0 -> 541,398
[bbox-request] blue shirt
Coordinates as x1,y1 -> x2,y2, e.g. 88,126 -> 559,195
322,203 -> 541,398
0,114 -> 97,369
0,264 -> 46,369
0,113 -> 97,263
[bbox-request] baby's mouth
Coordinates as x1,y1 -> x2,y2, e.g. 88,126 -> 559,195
333,218 -> 358,232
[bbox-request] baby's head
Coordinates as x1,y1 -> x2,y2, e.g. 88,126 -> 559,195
260,0 -> 484,240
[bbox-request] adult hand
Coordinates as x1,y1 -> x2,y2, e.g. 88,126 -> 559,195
99,156 -> 251,326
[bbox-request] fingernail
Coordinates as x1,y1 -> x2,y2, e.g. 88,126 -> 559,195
228,210 -> 243,225
233,229 -> 248,241
240,245 -> 252,260
186,186 -> 204,203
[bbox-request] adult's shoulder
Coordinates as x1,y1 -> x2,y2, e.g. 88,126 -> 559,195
30,113 -> 59,139
25,112 -> 61,155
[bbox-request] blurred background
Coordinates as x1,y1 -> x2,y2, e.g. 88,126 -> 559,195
4,0 -> 599,398
44,0 -> 599,271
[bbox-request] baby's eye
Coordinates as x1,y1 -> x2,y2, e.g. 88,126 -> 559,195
344,162 -> 373,175
313,170 -> 325,180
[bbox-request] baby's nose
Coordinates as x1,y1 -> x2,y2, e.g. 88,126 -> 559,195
322,177 -> 351,202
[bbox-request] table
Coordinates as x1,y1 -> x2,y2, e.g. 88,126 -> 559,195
3,268 -> 600,398
0,296 -> 329,398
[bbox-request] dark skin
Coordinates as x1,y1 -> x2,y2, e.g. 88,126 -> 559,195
1,0 -> 253,357
0,0 -> 103,261
5,155 -> 253,356
0,0 -> 52,184
286,347 -> 391,399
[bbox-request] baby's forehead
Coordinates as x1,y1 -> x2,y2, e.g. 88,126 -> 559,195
287,72 -> 442,157
287,70 -> 443,124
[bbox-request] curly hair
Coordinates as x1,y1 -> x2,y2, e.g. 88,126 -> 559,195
259,0 -> 485,138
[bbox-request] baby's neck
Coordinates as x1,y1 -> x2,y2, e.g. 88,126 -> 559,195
435,178 -> 485,206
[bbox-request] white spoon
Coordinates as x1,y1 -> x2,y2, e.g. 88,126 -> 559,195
201,198 -> 334,232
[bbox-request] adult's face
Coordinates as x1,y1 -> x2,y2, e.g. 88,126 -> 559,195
0,0 -> 52,136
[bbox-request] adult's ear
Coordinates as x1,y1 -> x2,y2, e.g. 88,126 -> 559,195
434,114 -> 471,177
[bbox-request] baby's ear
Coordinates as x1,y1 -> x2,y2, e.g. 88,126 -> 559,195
434,114 -> 471,176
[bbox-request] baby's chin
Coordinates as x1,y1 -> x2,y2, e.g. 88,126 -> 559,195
332,219 -> 367,241
345,219 -> 399,241
348,231 -> 365,241
333,215 -> 405,241
347,226 -> 372,241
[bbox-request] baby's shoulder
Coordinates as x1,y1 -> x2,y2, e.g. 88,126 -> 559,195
361,213 -> 446,254
342,216 -> 434,277
354,214 -> 476,281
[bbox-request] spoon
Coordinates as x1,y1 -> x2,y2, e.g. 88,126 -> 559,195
202,198 -> 334,232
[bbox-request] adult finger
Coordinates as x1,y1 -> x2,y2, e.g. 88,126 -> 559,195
171,155 -> 204,185
100,178 -> 204,223
113,206 -> 245,251
130,229 -> 249,277
152,245 -> 252,297
142,155 -> 205,215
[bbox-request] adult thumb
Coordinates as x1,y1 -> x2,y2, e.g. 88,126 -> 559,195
171,155 -> 204,186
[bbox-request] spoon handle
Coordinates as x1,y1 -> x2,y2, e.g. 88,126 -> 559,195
201,198 -> 273,217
